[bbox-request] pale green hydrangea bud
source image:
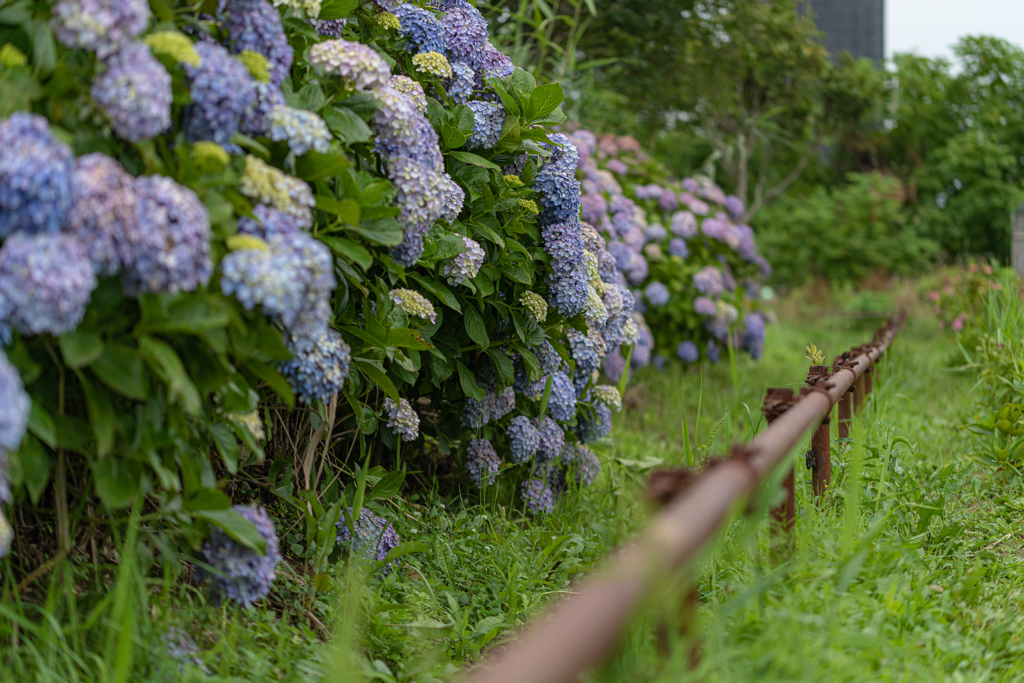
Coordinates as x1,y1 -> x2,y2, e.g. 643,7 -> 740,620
227,410 -> 266,441
237,50 -> 271,83
591,385 -> 621,412
518,198 -> 539,215
521,291 -> 548,323
226,234 -> 270,252
377,11 -> 401,30
191,141 -> 230,174
143,31 -> 201,67
503,174 -> 523,187
389,288 -> 437,324
0,44 -> 28,68
413,51 -> 452,79
272,0 -> 322,19
584,285 -> 607,325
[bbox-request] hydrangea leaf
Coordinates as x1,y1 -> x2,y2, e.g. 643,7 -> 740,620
525,82 -> 565,122
463,305 -> 489,349
385,328 -> 433,351
59,330 -> 104,369
352,358 -> 399,401
450,151 -> 501,171
315,194 -> 361,224
91,458 -> 137,511
194,508 -> 267,554
348,217 -> 404,246
78,373 -> 116,458
370,470 -> 405,500
318,0 -> 359,20
456,361 -> 486,401
90,345 -> 148,402
320,235 -> 373,271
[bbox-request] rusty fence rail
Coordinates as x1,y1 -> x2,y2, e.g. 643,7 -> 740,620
462,314 -> 904,683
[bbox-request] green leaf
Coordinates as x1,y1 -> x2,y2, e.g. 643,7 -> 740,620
380,540 -> 428,566
457,361 -> 486,400
60,330 -> 104,369
526,83 -> 565,122
450,151 -> 501,171
139,337 -> 202,416
488,80 -> 520,116
298,82 -> 326,112
349,217 -> 404,246
91,345 -> 148,401
386,328 -> 433,350
322,106 -> 373,144
79,374 -> 116,457
194,508 -> 267,554
296,150 -> 353,181
508,68 -> 536,100
463,305 -> 489,348
92,459 -> 136,510
353,358 -> 399,400
28,402 -> 55,449
320,235 -> 373,270
29,19 -> 56,74
316,195 -> 361,224
17,435 -> 51,505
209,423 -> 240,474
441,123 -> 468,148
408,273 -> 461,312
486,348 -> 515,388
370,470 -> 405,500
318,0 -> 359,20
245,359 -> 295,408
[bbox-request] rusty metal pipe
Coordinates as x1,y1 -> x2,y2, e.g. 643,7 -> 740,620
462,318 -> 900,683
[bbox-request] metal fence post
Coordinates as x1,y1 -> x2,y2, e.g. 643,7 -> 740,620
762,389 -> 796,537
806,366 -> 833,497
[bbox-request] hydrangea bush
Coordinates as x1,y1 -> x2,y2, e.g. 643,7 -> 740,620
0,1 -> 637,589
566,129 -> 770,372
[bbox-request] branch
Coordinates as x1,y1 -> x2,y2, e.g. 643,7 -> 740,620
741,137 -> 816,222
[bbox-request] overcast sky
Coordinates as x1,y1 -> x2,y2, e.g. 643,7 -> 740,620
888,0 -> 1024,61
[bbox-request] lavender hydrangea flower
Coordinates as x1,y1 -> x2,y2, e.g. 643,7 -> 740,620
602,347 -> 627,383
51,0 -> 151,58
184,42 -> 257,148
507,415 -> 540,463
533,168 -> 582,226
567,327 -> 605,383
706,339 -> 721,363
448,61 -> 475,103
237,204 -> 304,239
0,351 -> 29,456
389,288 -> 436,324
466,438 -> 500,487
389,75 -> 428,113
645,222 -> 667,242
724,194 -> 744,218
700,215 -> 729,241
395,3 -> 447,54
743,313 -> 766,360
658,189 -> 679,212
580,193 -> 608,224
384,397 -> 419,441
440,0 -> 488,67
221,0 -> 293,86
279,327 -> 351,402
479,44 -> 514,79
535,416 -> 565,463
0,113 -> 75,236
548,268 -> 589,318
266,105 -> 331,155
310,39 -> 391,91
563,443 -> 600,486
606,159 -> 628,176
440,174 -> 465,223
372,84 -> 442,170
668,238 -> 688,259
521,478 -> 554,515
163,627 -> 210,674
542,221 -> 584,275
644,282 -> 669,307
669,211 -> 698,239
693,296 -> 716,317
693,266 -> 724,297
0,233 -> 96,337
577,402 -> 612,443
388,155 -> 445,237
239,82 -> 287,136
634,184 -> 663,201
199,504 -> 280,607
442,236 -> 484,285
465,100 -> 505,149
336,507 -> 401,574
67,153 -> 138,276
524,371 -> 575,421
239,155 -> 315,228
677,340 -> 699,363
125,175 -> 211,295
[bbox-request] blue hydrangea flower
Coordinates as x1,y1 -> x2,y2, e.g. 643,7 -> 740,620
725,194 -> 744,218
668,237 -> 688,259
442,236 -> 484,285
644,281 -> 669,307
670,210 -> 698,239
534,416 -> 565,463
533,168 -> 581,226
51,0 -> 151,58
91,42 -> 172,143
266,105 -> 331,155
693,266 -> 724,297
440,173 -> 465,223
384,397 -> 419,441
0,232 -> 96,337
577,402 -> 612,443
0,350 -> 29,457
542,220 -> 585,276
395,3 -> 447,54
0,113 -> 75,237
239,155 -> 316,228
388,154 -> 445,233
478,44 -> 514,79
659,189 -> 679,212
548,268 -> 589,318
644,222 -> 667,242
567,327 -> 605,386
125,175 -> 211,295
521,478 -> 554,515
707,339 -> 721,363
448,60 -> 475,103
336,507 -> 401,574
466,438 -> 500,487
439,0 -> 487,67
534,340 -> 567,375
279,327 -> 351,403
507,415 -> 540,463
542,133 -> 580,175
199,504 -> 280,607
389,75 -> 429,113
562,442 -> 600,486
524,371 -> 575,421
163,627 -> 210,675
743,313 -> 766,360
677,340 -> 699,363
184,42 -> 257,149
67,153 -> 138,276
310,39 -> 392,91
602,347 -> 627,383
240,82 -> 286,136
237,204 -> 304,239
312,18 -> 347,37
221,0 -> 293,86
694,296 -> 716,316
465,100 -> 505,149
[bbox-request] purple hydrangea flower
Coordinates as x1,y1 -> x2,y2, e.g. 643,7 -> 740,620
542,221 -> 584,275
548,268 -> 589,318
448,61 -> 475,104
0,113 -> 75,237
279,327 -> 351,403
693,296 -> 716,316
442,236 -> 484,285
682,193 -> 710,215
682,178 -> 699,193
644,282 -> 669,307
239,82 -> 286,136
126,175 -> 211,295
466,437 -> 500,487
0,232 -> 96,337
440,173 -> 465,223
465,100 -> 505,149
562,442 -> 600,485
525,371 -> 576,421
578,402 -> 612,443
645,223 -> 667,242
700,215 -> 729,241
384,397 -> 419,441
479,44 -> 514,79
67,153 -> 138,276
743,313 -> 766,360
605,159 -> 628,175
693,266 -> 725,297
535,416 -> 565,463
237,204 -> 304,239
707,339 -> 721,363
387,156 -> 446,266
372,84 -> 442,170
602,347 -> 627,383
508,415 -> 540,463
199,504 -> 280,607
395,3 -> 447,54
51,0 -> 150,58
0,350 -> 29,459
266,105 -> 331,156
567,327 -> 605,388
677,340 -> 699,363
658,189 -> 679,212
533,168 -> 582,226
91,42 -> 172,143
310,39 -> 391,91
440,0 -> 488,68
724,194 -> 744,218
669,211 -> 697,239
668,238 -> 688,259
634,184 -> 663,201
184,42 -> 257,149
163,627 -> 210,674
521,478 -> 554,515
625,253 -> 649,286
221,0 -> 293,86
542,134 -> 580,175
312,18 -> 347,37
336,507 -> 401,574
580,193 -> 608,224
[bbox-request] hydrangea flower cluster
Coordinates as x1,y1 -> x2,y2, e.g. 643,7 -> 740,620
384,397 -> 419,441
239,155 -> 316,227
184,42 -> 257,149
336,507 -> 401,574
465,438 -> 500,487
521,478 -> 555,515
465,100 -> 505,149
521,291 -> 548,323
507,415 -> 540,463
266,105 -> 332,155
591,385 -> 621,412
221,0 -> 294,86
199,505 -> 281,607
67,153 -> 139,276
51,0 -> 151,58
389,75 -> 428,113
442,236 -> 484,285
278,327 -> 351,403
0,113 -> 75,237
0,351 -> 29,506
389,288 -> 437,324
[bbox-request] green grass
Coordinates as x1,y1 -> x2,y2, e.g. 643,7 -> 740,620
6,309 -> 1024,682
